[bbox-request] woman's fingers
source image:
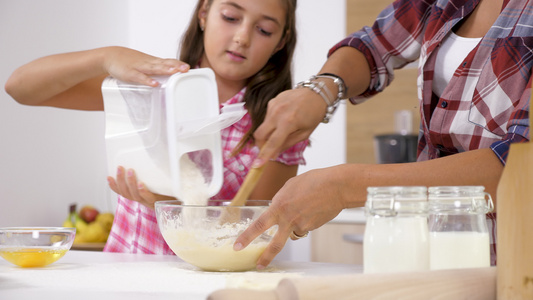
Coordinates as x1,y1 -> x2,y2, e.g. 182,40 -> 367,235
234,209 -> 277,251
233,205 -> 298,269
253,89 -> 324,167
255,226 -> 292,269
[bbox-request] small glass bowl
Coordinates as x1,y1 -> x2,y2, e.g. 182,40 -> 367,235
0,227 -> 76,267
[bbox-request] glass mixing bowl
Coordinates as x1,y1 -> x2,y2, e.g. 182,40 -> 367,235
155,200 -> 276,272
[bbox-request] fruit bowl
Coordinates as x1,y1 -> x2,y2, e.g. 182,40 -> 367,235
0,227 -> 75,267
155,200 -> 276,272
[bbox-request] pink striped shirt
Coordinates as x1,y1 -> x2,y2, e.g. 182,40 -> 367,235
104,89 -> 308,254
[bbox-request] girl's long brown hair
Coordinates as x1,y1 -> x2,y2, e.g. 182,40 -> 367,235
179,0 -> 298,153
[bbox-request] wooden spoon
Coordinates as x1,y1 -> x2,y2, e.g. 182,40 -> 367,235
229,165 -> 266,207
496,94 -> 533,299
219,165 -> 266,224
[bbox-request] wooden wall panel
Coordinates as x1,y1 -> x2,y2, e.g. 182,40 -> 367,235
345,0 -> 420,164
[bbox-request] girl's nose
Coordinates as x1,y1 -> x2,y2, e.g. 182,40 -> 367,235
233,25 -> 251,47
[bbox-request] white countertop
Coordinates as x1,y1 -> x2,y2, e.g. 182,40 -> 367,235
0,250 -> 361,300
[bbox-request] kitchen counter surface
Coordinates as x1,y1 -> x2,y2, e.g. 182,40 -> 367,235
0,250 -> 362,300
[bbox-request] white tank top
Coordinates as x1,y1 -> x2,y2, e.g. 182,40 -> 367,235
433,32 -> 482,97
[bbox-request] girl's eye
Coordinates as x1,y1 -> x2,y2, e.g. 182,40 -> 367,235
258,27 -> 273,37
222,14 -> 238,22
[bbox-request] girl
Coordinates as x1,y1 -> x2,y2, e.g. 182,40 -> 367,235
5,0 -> 306,254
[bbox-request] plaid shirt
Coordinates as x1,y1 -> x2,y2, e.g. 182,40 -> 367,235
330,0 -> 530,163
104,89 -> 308,254
330,0 -> 532,266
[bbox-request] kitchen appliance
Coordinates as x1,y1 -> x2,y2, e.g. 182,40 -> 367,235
374,110 -> 418,164
102,68 -> 245,199
374,134 -> 418,163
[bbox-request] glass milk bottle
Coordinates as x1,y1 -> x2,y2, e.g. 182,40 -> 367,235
363,186 -> 429,273
428,186 -> 494,270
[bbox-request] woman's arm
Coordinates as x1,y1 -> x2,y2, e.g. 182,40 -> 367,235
236,147 -> 504,269
335,148 -> 504,209
252,47 -> 371,166
4,46 -> 189,110
252,0 -> 433,165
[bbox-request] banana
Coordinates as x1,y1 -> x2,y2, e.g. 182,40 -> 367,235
73,212 -> 88,235
62,215 -> 74,228
73,233 -> 86,244
62,203 -> 77,228
95,213 -> 114,232
63,203 -> 114,244
83,222 -> 108,243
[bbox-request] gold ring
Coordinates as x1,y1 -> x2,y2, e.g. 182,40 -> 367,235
289,231 -> 309,240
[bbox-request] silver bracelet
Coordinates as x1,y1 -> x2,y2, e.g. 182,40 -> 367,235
314,73 -> 346,123
295,80 -> 332,104
295,80 -> 334,123
313,73 -> 346,100
295,74 -> 345,123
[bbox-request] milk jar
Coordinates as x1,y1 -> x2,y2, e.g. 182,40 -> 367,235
363,186 -> 429,273
428,186 -> 494,270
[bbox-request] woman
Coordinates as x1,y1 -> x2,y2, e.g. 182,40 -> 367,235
236,0 -> 531,269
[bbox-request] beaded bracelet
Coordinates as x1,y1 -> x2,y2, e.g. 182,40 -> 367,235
295,80 -> 332,105
294,73 -> 346,123
315,73 -> 347,100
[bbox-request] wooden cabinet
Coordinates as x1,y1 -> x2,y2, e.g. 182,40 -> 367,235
311,0 -> 419,266
345,0 -> 420,164
311,222 -> 365,265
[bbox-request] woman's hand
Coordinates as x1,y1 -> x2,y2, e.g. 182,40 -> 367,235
233,166 -> 349,269
252,88 -> 326,167
107,166 -> 175,209
102,46 -> 190,87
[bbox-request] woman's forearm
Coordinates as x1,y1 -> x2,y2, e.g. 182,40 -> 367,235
318,46 -> 372,98
336,148 -> 504,209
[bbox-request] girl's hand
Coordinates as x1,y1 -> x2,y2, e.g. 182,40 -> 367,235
5,46 -> 191,109
107,166 -> 175,209
102,46 -> 191,87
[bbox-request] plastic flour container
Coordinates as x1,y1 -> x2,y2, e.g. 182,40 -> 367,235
102,68 -> 245,199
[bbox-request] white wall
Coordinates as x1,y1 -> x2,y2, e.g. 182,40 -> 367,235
0,0 -> 129,225
0,0 -> 346,260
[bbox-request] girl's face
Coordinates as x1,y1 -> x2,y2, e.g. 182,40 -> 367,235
198,0 -> 287,85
